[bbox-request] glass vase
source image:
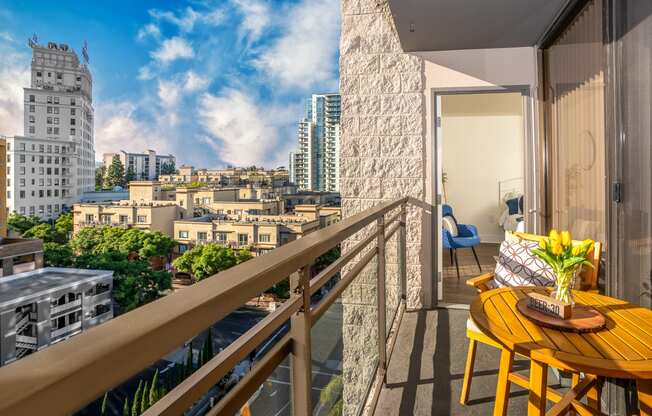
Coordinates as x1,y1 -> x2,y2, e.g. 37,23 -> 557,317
552,270 -> 577,305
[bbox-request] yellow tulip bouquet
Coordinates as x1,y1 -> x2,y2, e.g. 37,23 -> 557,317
530,230 -> 595,305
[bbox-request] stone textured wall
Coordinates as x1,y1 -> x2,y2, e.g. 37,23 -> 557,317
339,0 -> 426,414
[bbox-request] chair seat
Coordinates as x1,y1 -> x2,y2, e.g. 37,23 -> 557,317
451,236 -> 480,248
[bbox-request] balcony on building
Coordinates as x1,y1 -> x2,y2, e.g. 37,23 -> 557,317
0,0 -> 650,415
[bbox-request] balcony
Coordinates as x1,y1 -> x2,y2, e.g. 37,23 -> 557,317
51,298 -> 82,315
0,197 -> 422,415
51,321 -> 82,340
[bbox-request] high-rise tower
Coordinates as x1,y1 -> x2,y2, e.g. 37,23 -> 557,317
289,94 -> 340,192
7,39 -> 95,219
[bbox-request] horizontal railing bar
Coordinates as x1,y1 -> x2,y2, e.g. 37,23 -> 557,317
312,247 -> 378,322
144,296 -> 302,416
0,196 -> 407,416
206,334 -> 291,416
309,229 -> 378,296
384,221 -> 400,242
384,211 -> 401,228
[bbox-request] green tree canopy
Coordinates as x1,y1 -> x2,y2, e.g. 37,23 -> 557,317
106,155 -> 126,188
172,244 -> 252,281
125,165 -> 137,183
22,223 -> 67,244
160,160 -> 176,175
43,242 -> 74,267
70,227 -> 175,259
7,212 -> 42,235
95,166 -> 106,190
55,212 -> 73,236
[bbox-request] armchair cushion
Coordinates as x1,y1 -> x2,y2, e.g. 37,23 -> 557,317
494,240 -> 556,288
442,216 -> 458,237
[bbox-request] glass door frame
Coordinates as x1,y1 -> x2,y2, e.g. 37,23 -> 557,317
430,86 -> 541,305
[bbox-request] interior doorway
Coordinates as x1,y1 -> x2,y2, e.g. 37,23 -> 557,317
434,90 -> 529,305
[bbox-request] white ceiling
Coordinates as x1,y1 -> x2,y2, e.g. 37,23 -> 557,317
387,0 -> 571,52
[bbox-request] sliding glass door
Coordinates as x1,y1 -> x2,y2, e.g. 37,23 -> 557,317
544,0 -> 606,243
611,0 -> 652,307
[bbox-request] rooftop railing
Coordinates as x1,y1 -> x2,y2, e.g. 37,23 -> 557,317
0,196 -> 413,415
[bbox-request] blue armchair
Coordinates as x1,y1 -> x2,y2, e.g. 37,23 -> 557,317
442,204 -> 482,279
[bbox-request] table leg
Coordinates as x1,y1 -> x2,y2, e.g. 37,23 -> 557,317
637,379 -> 652,416
493,348 -> 514,416
528,360 -> 548,416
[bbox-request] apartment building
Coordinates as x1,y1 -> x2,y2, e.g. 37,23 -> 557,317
0,267 -> 113,365
282,191 -> 340,212
158,165 -> 195,184
0,138 -> 6,237
6,40 -> 95,219
0,238 -> 44,277
102,150 -> 175,181
159,166 -> 290,188
173,206 -> 332,255
72,182 -> 194,237
289,94 -> 341,192
199,199 -> 285,217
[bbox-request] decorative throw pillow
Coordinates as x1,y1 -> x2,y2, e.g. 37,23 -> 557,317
442,216 -> 458,237
493,240 -> 555,288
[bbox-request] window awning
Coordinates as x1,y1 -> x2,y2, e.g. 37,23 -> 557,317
387,0 -> 571,52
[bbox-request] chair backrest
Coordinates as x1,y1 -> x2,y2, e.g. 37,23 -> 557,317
442,204 -> 454,218
511,232 -> 602,291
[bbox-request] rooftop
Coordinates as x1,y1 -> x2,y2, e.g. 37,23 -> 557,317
0,267 -> 113,308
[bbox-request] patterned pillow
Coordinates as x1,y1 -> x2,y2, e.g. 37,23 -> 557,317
493,240 -> 555,288
442,216 -> 458,237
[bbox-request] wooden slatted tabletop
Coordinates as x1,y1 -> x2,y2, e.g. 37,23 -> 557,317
470,287 -> 652,415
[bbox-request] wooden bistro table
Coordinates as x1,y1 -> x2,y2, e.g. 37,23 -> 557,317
470,286 -> 652,416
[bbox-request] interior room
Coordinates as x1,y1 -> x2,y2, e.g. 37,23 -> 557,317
439,91 -> 526,304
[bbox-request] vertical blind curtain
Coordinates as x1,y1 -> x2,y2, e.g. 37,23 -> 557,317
544,0 -> 606,243
618,0 -> 652,306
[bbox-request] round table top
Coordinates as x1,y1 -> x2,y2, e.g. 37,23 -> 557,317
470,287 -> 652,379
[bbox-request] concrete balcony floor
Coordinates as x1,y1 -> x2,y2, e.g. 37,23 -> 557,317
375,308 -> 556,415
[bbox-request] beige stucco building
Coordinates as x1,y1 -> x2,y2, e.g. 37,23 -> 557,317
174,204 -> 340,255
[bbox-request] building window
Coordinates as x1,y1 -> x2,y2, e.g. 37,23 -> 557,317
85,214 -> 94,223
29,95 -> 35,102
100,215 -> 111,225
119,215 -> 129,224
29,105 -> 35,112
47,117 -> 52,124
29,115 -> 35,123
70,108 -> 76,116
70,98 -> 75,106
70,118 -> 75,126
259,234 -> 271,243
238,233 -> 248,246
197,232 -> 208,241
29,126 -> 35,134
178,244 -> 188,253
215,232 -> 228,243
178,230 -> 189,238
137,215 -> 147,223
47,96 -> 52,103
54,96 -> 59,104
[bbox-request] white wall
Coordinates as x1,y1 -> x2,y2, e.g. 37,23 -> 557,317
441,93 -> 524,243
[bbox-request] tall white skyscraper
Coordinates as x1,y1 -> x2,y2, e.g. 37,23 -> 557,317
289,94 -> 340,192
7,40 -> 95,219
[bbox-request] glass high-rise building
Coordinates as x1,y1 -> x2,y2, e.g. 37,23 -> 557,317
289,94 -> 340,192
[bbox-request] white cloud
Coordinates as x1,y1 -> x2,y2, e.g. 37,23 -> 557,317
184,71 -> 210,92
137,23 -> 161,41
149,6 -> 225,32
151,37 -> 195,64
199,89 -> 297,166
94,101 -> 176,158
254,0 -> 340,90
232,0 -> 270,42
0,47 -> 29,137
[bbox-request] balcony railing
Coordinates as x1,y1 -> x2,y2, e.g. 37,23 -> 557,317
0,196 -> 412,415
50,298 -> 82,315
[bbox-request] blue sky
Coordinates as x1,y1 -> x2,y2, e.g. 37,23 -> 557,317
0,0 -> 340,168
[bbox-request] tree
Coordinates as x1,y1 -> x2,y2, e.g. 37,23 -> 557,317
149,369 -> 160,407
55,212 -> 73,236
7,212 -> 42,235
23,223 -> 67,244
318,376 -> 343,416
160,160 -> 176,175
106,155 -> 126,188
74,251 -> 171,311
122,398 -> 129,416
95,166 -> 106,190
100,392 -> 108,416
131,380 -> 142,416
125,165 -> 137,183
140,380 -> 149,414
172,244 -> 252,281
44,242 -> 75,267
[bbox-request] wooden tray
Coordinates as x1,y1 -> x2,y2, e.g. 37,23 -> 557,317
516,298 -> 606,333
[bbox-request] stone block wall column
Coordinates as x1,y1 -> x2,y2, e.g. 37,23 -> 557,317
339,0 -> 427,414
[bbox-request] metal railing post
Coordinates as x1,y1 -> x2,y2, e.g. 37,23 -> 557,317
290,266 -> 312,415
376,216 -> 387,382
399,204 -> 407,302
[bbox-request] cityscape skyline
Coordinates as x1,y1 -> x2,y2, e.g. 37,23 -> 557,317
0,0 -> 340,169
